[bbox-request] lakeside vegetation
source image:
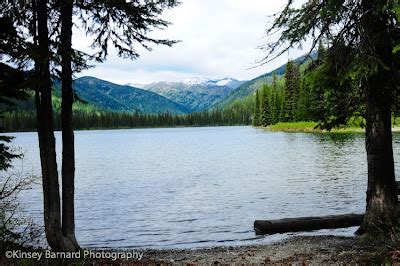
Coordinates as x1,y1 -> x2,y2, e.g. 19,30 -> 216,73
0,109 -> 251,132
268,121 -> 363,133
251,44 -> 369,131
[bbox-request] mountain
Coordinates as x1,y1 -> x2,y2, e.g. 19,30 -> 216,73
72,77 -> 190,114
134,77 -> 245,112
215,52 -> 316,108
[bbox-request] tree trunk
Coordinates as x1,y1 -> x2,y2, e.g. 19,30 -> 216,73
356,76 -> 398,235
34,0 -> 65,251
60,0 -> 80,251
356,0 -> 398,234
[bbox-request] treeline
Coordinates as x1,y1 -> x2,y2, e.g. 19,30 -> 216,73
1,88 -> 254,132
0,108 -> 251,132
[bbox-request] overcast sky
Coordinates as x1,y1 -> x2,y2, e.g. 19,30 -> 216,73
73,0 -> 309,85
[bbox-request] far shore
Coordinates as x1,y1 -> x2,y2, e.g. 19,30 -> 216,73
262,121 -> 400,134
4,123 -> 400,134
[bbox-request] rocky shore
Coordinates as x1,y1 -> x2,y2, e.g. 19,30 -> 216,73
1,235 -> 395,265
137,235 -> 392,265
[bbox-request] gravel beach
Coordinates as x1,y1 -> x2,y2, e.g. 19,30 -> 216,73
136,235 -> 392,265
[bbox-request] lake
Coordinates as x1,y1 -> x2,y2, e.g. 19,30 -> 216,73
6,126 -> 400,248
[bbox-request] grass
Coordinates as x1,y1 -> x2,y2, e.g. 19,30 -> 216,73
268,121 -> 364,133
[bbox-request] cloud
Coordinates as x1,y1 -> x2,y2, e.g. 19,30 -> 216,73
73,0 -> 309,85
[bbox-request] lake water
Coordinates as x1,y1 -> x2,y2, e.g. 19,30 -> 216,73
5,126 -> 400,248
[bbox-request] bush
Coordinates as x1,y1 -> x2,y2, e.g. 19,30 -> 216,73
0,162 -> 42,251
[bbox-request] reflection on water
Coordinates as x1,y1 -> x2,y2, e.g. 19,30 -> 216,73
6,127 -> 400,248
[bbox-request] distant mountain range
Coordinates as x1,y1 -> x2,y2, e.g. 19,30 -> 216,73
53,53 -> 313,115
72,77 -> 190,114
4,53 -> 315,116
132,77 -> 245,112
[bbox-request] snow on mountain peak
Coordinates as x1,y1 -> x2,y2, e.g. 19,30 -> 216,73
178,77 -> 239,87
180,77 -> 210,85
215,78 -> 235,86
125,77 -> 242,89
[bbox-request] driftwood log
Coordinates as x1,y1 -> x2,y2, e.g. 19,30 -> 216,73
254,182 -> 400,235
254,214 -> 364,235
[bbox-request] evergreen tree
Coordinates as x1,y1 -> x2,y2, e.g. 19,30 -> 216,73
260,85 -> 272,126
269,89 -> 277,124
270,73 -> 279,124
253,90 -> 261,126
305,43 -> 327,121
296,77 -> 311,121
283,60 -> 300,121
0,64 -> 28,170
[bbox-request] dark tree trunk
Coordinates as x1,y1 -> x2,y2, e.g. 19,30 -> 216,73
60,0 -> 80,251
356,0 -> 398,235
34,0 -> 65,251
356,76 -> 398,234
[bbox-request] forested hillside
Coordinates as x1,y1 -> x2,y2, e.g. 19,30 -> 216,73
72,77 -> 190,114
0,91 -> 252,132
215,53 -> 315,108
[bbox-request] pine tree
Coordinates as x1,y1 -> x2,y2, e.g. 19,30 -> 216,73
306,43 -> 327,121
260,85 -> 272,126
270,72 -> 283,124
253,90 -> 261,126
283,60 -> 300,121
269,89 -> 277,124
0,64 -> 28,170
296,77 -> 311,121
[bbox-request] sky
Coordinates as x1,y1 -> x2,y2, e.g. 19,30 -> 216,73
73,0 -> 309,85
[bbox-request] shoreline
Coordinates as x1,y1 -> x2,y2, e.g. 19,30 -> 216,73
264,122 -> 400,134
138,235 -> 391,264
2,235 -> 394,264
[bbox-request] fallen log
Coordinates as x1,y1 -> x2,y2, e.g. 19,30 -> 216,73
254,214 -> 364,235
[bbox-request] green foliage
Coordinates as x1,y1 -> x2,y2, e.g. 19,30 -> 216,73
260,85 -> 272,126
283,60 -> 301,121
217,53 -> 312,109
269,121 -> 365,133
1,91 -> 254,132
296,78 -> 311,121
261,0 -> 400,132
2,80 -> 255,132
252,45 -> 366,130
253,90 -> 261,126
270,121 -> 320,132
0,64 -> 29,170
0,136 -> 20,170
220,95 -> 254,125
0,107 -> 251,132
